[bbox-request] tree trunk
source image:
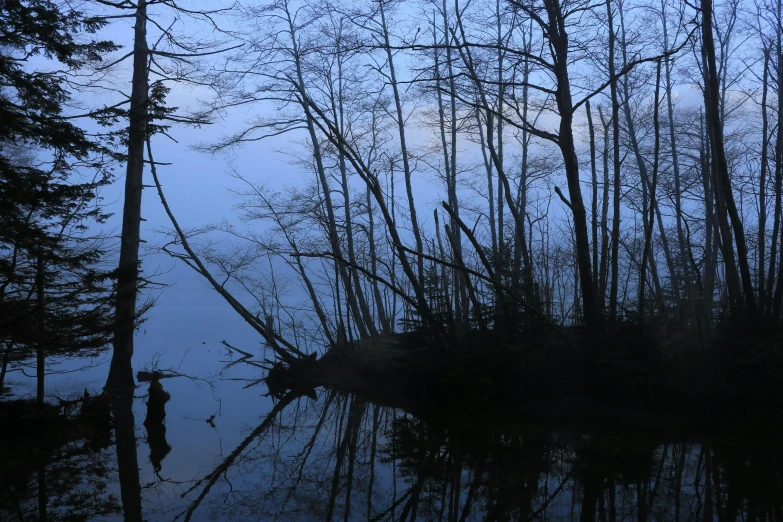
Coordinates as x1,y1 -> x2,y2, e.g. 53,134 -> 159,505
477,109 -> 497,268
639,63 -> 662,323
587,100 -> 599,296
758,47 -> 770,316
0,342 -> 11,391
443,0 -> 468,323
108,0 -> 148,392
367,189 -> 390,333
445,225 -> 486,331
607,0 -> 622,323
618,5 -> 674,318
434,209 -> 454,327
38,464 -> 47,522
772,5 -> 783,316
451,12 -> 533,309
545,0 -> 601,330
380,0 -> 425,283
701,111 -> 718,328
620,86 -> 676,315
662,7 -> 690,319
766,1 -> 783,312
36,254 -> 45,407
333,48 -> 377,337
290,237 -> 337,346
296,83 -> 434,324
495,0 -> 506,317
701,0 -> 756,316
433,13 -> 457,325
598,107 -> 611,301
288,13 -> 369,341
513,21 -> 533,297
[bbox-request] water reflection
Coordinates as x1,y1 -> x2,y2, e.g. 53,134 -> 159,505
144,377 -> 172,475
111,392 -> 143,522
178,392 -> 783,522
5,386 -> 783,521
0,395 -> 120,521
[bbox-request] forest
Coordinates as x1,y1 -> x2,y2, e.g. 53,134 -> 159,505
1,0 -> 783,519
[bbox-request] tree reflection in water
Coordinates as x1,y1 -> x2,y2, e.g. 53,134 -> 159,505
144,377 -> 172,475
112,391 -> 143,522
5,389 -> 783,521
176,391 -> 783,522
0,395 -> 120,521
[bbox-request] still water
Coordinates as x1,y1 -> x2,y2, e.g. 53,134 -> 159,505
3,357 -> 782,522
2,269 -> 781,521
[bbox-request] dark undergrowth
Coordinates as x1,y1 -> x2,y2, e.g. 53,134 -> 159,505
270,319 -> 783,439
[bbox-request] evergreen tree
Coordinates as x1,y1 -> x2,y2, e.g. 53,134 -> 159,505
0,0 -> 119,399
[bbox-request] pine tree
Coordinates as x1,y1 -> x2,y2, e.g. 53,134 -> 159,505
0,0 -> 119,399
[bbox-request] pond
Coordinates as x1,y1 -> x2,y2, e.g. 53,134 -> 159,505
1,271 -> 780,522
2,358 -> 781,521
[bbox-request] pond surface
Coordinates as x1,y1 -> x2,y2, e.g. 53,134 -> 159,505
3,359 -> 782,522
2,269 -> 781,521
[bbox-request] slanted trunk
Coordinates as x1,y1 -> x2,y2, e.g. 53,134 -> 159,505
367,190 -> 390,333
295,82 -> 433,324
620,87 -> 676,314
433,14 -> 457,325
434,209 -> 454,328
333,49 -> 377,337
476,109 -> 497,266
451,12 -> 533,311
618,5 -> 674,316
445,225 -> 486,331
290,237 -> 337,347
442,0 -> 468,323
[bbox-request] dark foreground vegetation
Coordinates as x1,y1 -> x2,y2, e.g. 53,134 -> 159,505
264,320 -> 783,439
